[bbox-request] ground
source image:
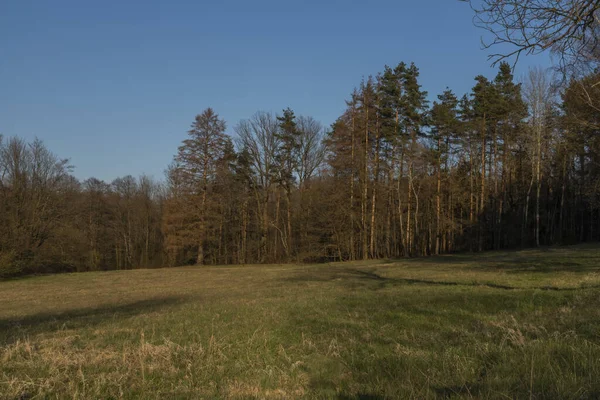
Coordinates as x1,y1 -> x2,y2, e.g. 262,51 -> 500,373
2,245 -> 600,399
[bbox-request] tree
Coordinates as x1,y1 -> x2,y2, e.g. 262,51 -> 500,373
430,89 -> 460,254
378,64 -> 406,257
0,137 -> 73,276
562,71 -> 600,242
7,58 -> 600,276
275,108 -> 300,258
466,0 -> 600,70
81,178 -> 112,270
400,63 -> 428,256
111,175 -> 138,269
491,63 -> 527,248
235,111 -> 281,262
326,100 -> 359,260
295,115 -> 326,255
164,108 -> 230,265
524,67 -> 556,246
470,75 -> 496,250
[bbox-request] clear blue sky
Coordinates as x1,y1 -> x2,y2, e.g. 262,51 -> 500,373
0,0 -> 551,182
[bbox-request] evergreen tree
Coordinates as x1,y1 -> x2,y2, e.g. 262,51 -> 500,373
164,108 -> 229,265
400,62 -> 429,256
430,89 -> 459,254
275,108 -> 301,258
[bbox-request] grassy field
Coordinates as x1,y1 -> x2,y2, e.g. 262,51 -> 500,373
2,246 -> 600,399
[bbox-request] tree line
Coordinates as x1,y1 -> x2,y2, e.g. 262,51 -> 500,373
2,60 -> 600,276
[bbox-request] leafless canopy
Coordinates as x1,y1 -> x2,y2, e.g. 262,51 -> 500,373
295,116 -> 326,188
467,0 -> 600,72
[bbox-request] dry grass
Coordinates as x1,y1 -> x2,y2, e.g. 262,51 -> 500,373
2,245 -> 600,398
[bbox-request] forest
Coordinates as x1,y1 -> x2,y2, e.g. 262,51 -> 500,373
1,59 -> 600,276
6,0 -> 600,398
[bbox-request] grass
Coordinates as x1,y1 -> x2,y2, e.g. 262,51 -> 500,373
2,245 -> 600,399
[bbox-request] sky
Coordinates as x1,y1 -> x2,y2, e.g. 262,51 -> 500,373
0,0 -> 553,182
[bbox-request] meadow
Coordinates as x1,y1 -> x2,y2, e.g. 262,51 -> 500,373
2,245 -> 600,399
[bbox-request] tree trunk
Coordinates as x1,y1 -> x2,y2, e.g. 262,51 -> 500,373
535,127 -> 542,247
196,187 -> 207,265
369,120 -> 380,258
350,109 -> 356,260
435,137 -> 441,255
559,155 -> 567,243
479,114 -> 486,252
286,189 -> 292,259
362,94 -> 369,260
241,197 -> 248,264
274,189 -> 281,260
469,132 -> 474,251
406,165 -> 412,257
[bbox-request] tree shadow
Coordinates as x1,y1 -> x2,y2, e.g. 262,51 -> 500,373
468,261 -> 600,274
0,295 -> 190,345
394,245 -> 600,274
284,266 -> 600,291
284,267 -> 392,291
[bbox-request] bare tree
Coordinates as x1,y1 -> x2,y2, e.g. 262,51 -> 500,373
466,0 -> 600,70
235,112 -> 281,262
295,116 -> 326,189
295,115 -> 326,254
0,137 -> 72,275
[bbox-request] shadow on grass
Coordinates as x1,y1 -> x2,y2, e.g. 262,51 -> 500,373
393,245 -> 600,274
285,267 -> 600,291
468,261 -> 600,274
0,295 -> 190,345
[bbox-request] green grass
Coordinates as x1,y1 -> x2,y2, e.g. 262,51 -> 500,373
2,245 -> 600,399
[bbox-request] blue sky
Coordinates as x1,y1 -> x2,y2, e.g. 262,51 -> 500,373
0,0 -> 552,182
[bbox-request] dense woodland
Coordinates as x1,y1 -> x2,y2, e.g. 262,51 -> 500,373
2,58 -> 600,276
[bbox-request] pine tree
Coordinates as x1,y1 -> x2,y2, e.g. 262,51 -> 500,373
164,108 -> 229,265
377,65 -> 404,257
470,75 -> 496,250
275,108 -> 301,258
492,63 -> 527,248
430,89 -> 459,254
400,63 -> 428,256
